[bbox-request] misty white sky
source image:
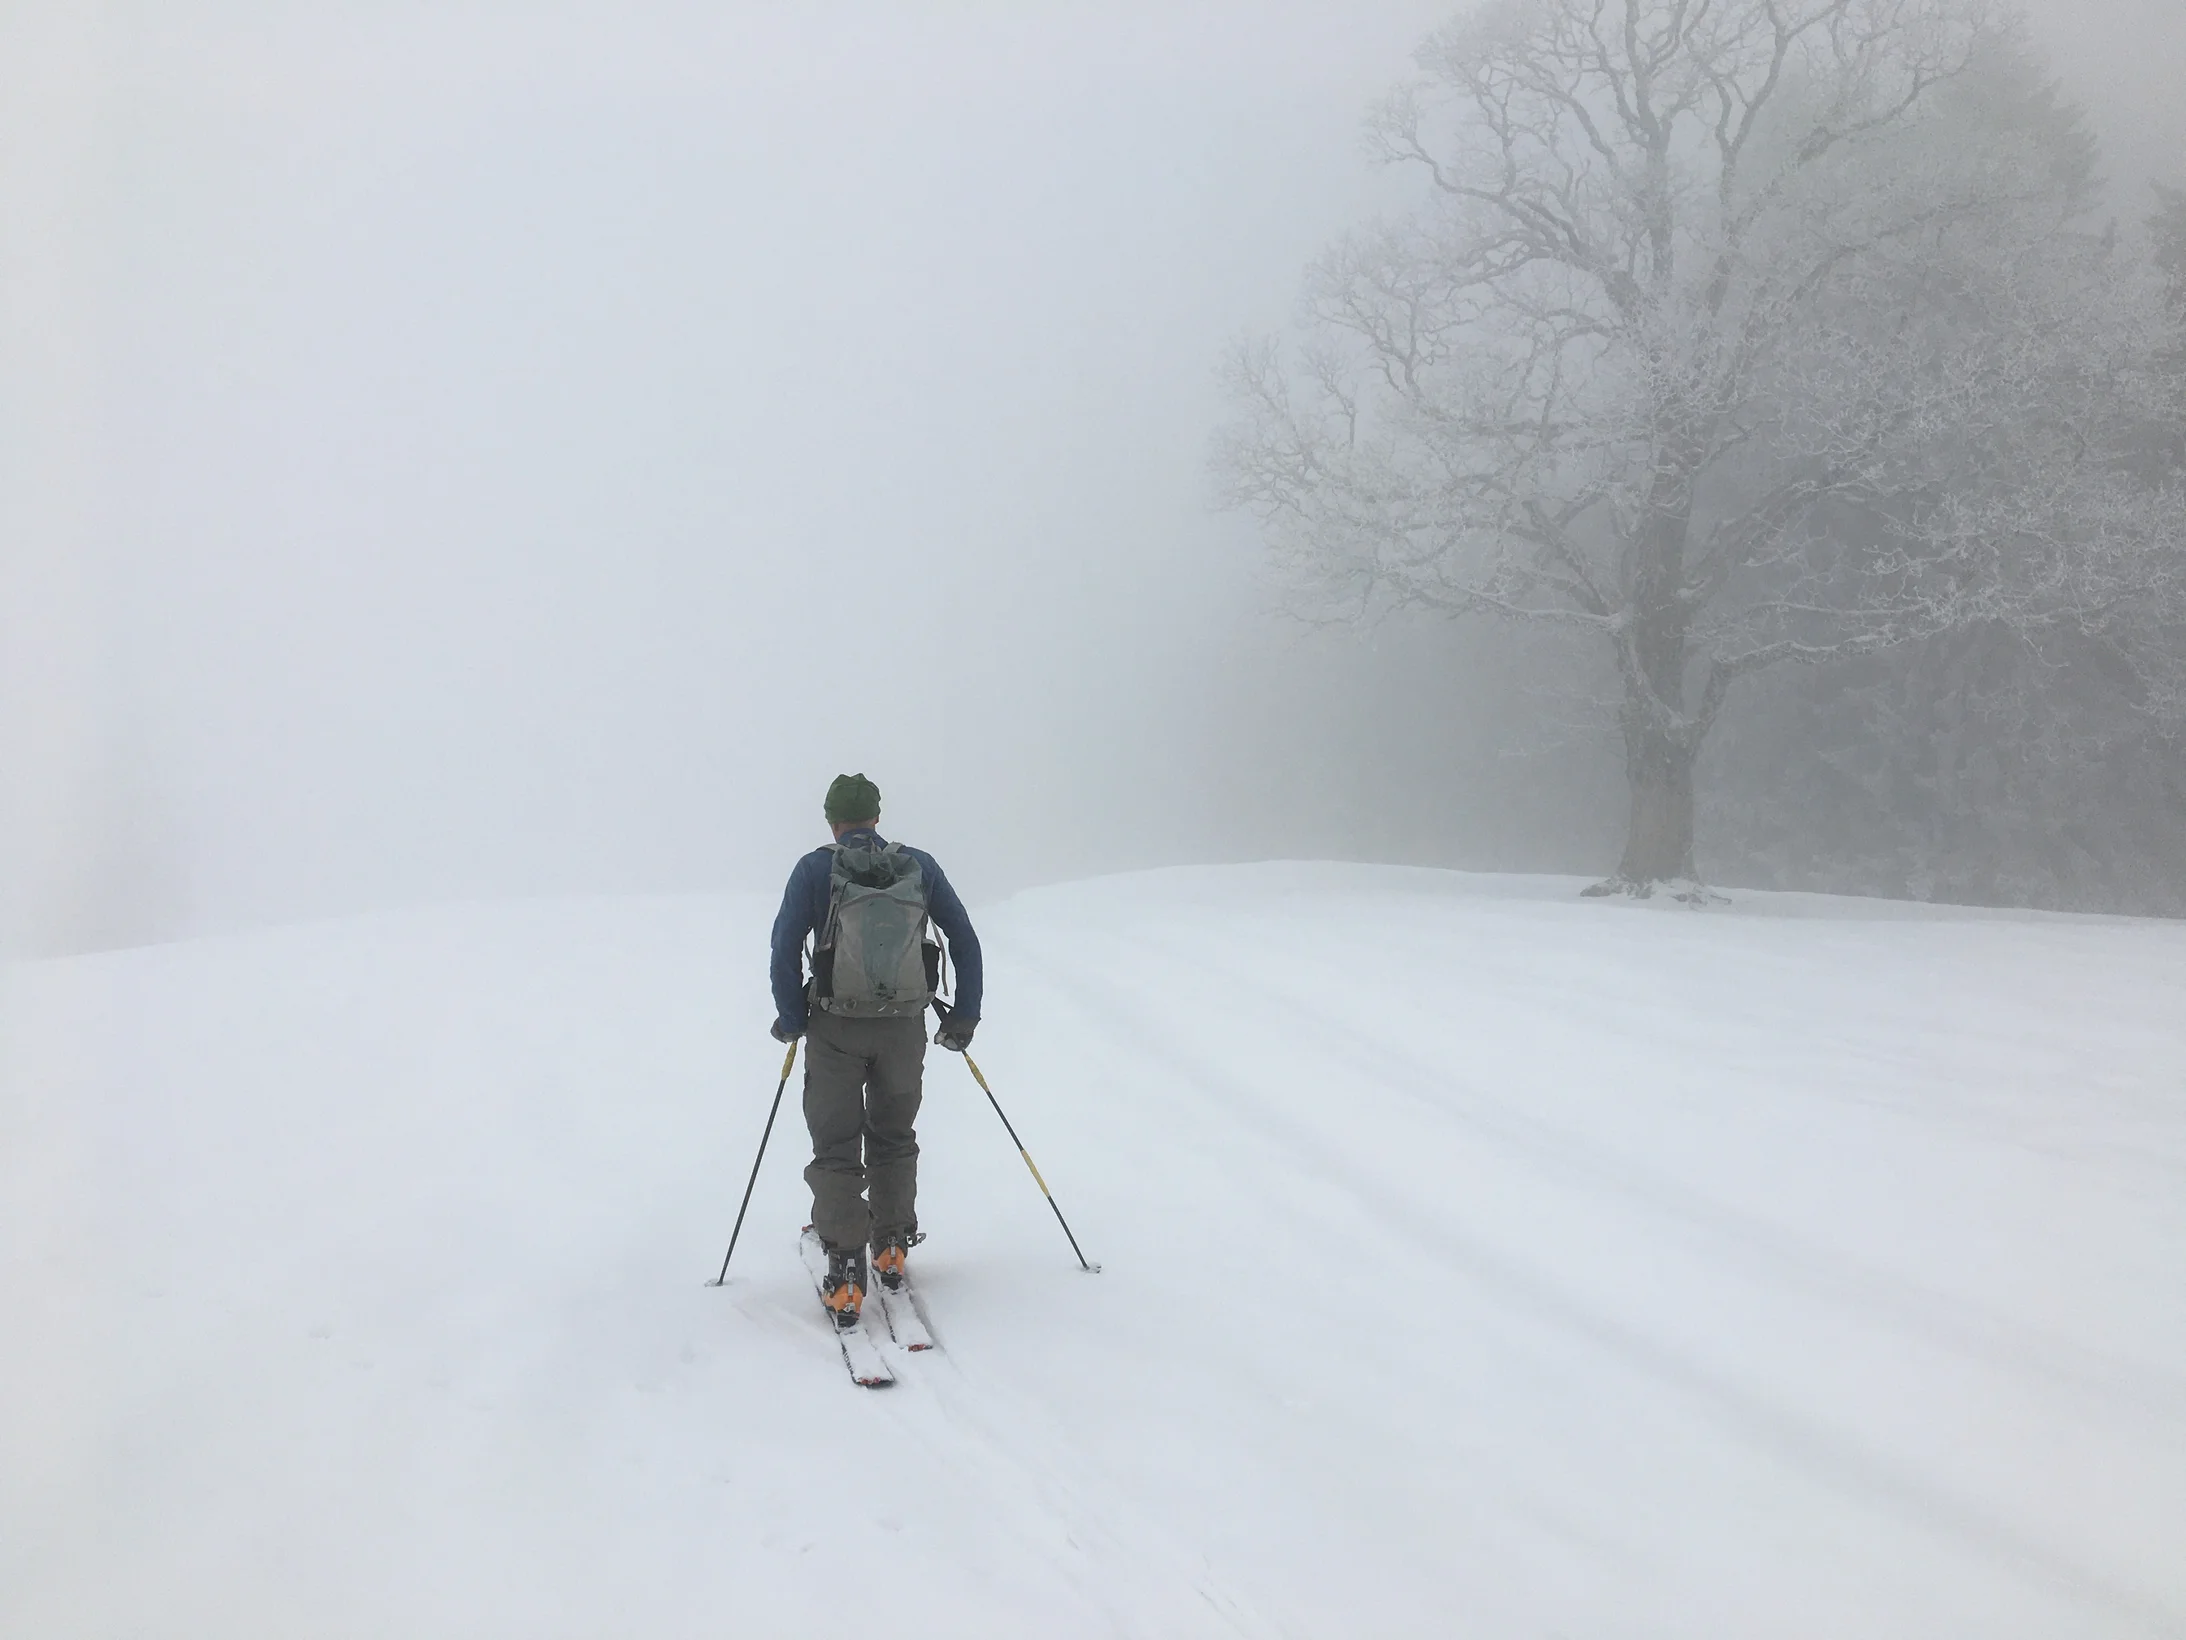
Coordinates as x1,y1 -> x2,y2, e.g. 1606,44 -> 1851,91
3,0 -> 2181,953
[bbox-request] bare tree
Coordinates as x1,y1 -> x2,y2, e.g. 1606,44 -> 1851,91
1218,0 -> 2185,896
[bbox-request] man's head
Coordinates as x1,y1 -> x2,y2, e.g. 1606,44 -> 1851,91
824,772 -> 881,839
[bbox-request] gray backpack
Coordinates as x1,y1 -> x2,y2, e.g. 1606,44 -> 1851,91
813,839 -> 937,1018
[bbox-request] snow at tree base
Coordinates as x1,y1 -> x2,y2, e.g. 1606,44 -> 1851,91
5,864 -> 2184,1638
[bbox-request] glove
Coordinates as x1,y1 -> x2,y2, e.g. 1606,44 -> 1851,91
770,1018 -> 804,1044
934,1012 -> 976,1053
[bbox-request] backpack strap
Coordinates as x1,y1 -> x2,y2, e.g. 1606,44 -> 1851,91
816,843 -> 846,953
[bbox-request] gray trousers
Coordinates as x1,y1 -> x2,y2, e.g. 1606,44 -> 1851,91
802,1009 -> 926,1254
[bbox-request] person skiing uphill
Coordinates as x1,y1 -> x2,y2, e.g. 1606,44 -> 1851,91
770,773 -> 982,1329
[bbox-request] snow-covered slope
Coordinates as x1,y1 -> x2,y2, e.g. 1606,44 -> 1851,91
5,866 -> 2184,1638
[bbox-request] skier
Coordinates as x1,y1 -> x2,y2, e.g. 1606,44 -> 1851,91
770,773 -> 982,1329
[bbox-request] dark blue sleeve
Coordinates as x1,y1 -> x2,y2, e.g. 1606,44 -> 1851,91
921,856 -> 983,1022
770,853 -> 826,1029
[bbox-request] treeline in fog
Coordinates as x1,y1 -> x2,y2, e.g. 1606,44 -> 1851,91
1220,0 -> 2186,913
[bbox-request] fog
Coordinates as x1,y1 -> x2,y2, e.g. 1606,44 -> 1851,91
4,0 -> 2182,955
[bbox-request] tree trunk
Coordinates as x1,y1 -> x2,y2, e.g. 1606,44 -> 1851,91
1596,404 -> 1707,895
1605,707 -> 1698,890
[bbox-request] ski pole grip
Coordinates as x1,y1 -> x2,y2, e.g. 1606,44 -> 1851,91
780,1041 -> 798,1080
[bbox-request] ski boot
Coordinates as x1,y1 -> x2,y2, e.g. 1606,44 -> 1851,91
822,1245 -> 866,1329
871,1230 -> 925,1293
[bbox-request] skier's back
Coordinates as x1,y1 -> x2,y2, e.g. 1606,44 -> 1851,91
769,773 -> 981,1327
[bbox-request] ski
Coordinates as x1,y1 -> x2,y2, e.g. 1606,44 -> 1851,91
874,1277 -> 934,1352
798,1228 -> 894,1389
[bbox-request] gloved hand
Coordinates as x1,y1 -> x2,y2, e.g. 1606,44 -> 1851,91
770,1018 -> 804,1045
934,1012 -> 977,1053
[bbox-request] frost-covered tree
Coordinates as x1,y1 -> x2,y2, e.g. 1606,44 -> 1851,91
2126,182 -> 2186,727
1695,183 -> 2186,916
1218,0 -> 2185,896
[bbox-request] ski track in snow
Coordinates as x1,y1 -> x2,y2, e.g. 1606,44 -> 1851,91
1079,923 -> 2186,1419
873,1311 -> 1268,1636
4,866 -> 2184,1638
1017,936 -> 2181,1634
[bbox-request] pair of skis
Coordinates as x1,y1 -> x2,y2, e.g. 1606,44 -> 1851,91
797,1226 -> 932,1388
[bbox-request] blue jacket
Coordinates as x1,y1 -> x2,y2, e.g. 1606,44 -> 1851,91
770,828 -> 983,1031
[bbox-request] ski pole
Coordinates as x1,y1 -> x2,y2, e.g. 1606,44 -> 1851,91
938,1010 -> 1097,1273
708,1039 -> 798,1286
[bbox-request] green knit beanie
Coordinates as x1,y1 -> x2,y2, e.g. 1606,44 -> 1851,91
823,772 -> 881,825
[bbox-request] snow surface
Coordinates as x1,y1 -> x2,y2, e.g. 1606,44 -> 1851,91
5,864 -> 2184,1638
